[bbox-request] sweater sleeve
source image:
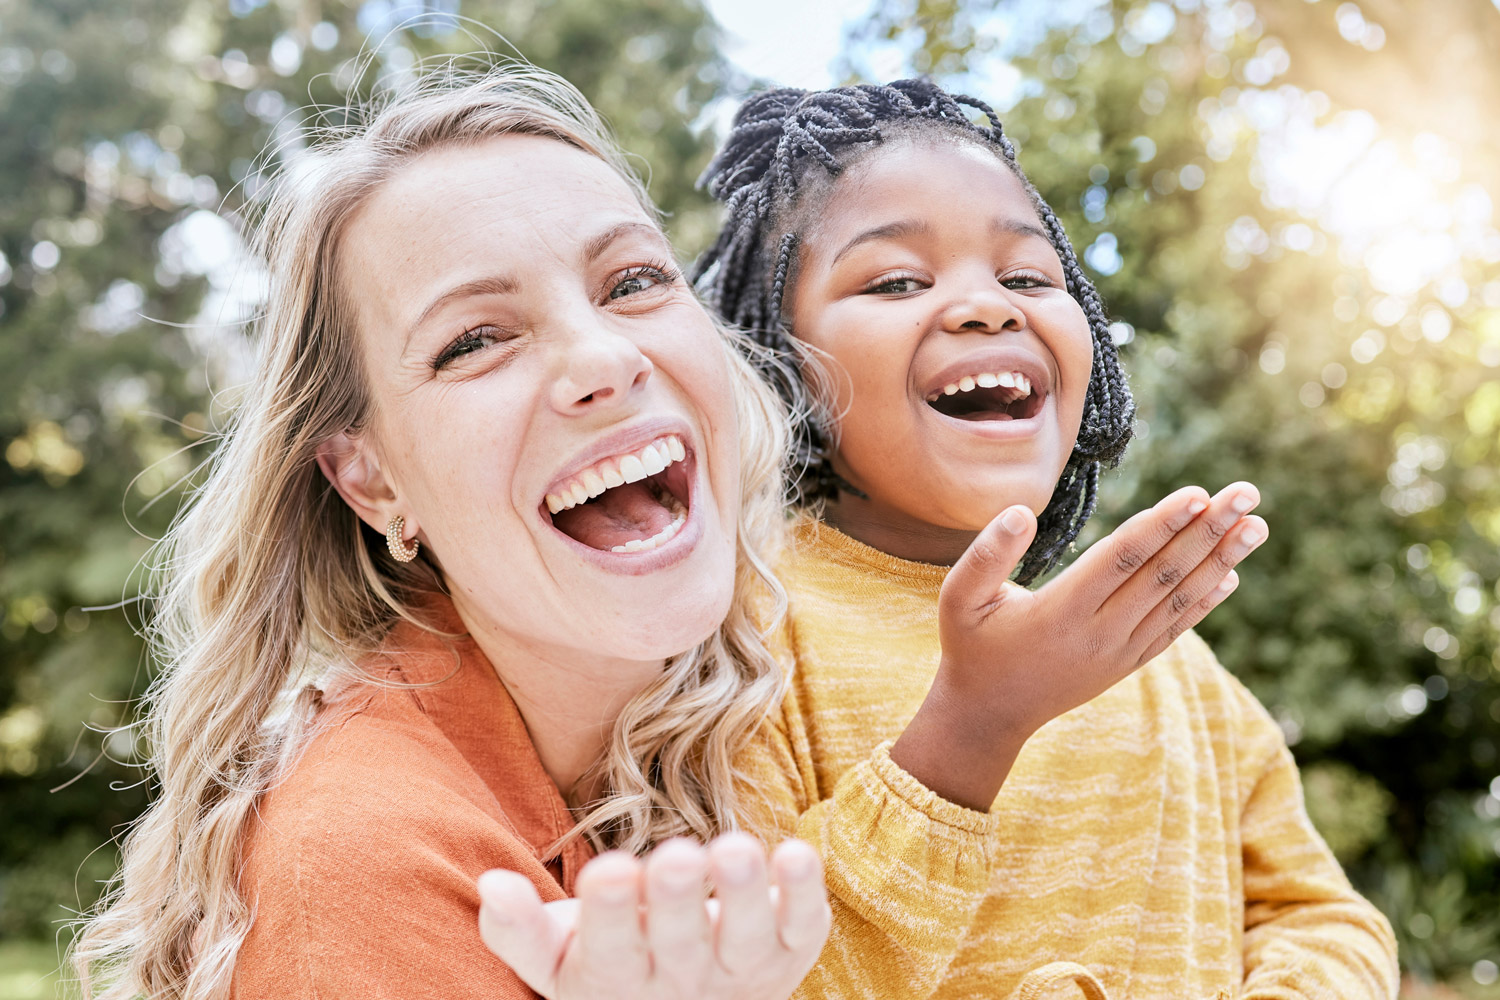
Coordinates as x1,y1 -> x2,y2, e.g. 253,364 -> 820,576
233,719 -> 555,1000
737,664 -> 999,1000
1225,672 -> 1399,999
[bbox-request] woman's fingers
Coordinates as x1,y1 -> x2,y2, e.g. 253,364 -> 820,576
769,839 -> 831,956
643,839 -> 713,990
565,851 -> 649,993
708,833 -> 777,975
477,869 -> 568,995
1066,485 -> 1212,612
1130,515 -> 1265,653
1097,482 -> 1259,629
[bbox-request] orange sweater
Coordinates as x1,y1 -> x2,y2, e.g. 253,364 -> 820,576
233,605 -> 592,999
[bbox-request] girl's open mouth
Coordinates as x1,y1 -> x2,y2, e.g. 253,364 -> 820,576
925,369 -> 1045,421
543,435 -> 693,553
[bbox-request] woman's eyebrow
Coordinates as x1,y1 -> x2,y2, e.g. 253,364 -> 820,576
580,220 -> 669,264
407,274 -> 519,345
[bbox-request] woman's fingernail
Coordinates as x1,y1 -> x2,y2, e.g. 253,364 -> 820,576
719,855 -> 754,885
1188,499 -> 1208,517
1240,523 -> 1265,548
1231,492 -> 1255,514
782,851 -> 816,880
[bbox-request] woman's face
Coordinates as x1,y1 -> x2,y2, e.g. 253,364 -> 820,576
335,135 -> 741,664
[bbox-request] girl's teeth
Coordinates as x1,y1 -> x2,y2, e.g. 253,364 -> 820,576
581,470 -> 606,498
640,446 -> 667,476
666,437 -> 686,462
601,461 -> 624,488
927,371 -> 1033,404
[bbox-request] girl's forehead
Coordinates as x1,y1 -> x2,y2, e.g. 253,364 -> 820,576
807,139 -> 1038,245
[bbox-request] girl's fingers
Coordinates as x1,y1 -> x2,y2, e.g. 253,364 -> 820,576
940,504 -> 1037,626
477,869 -> 568,995
1136,570 -> 1240,666
642,839 -> 713,987
708,833 -> 777,975
1129,515 -> 1266,653
567,852 -> 650,991
1097,482 -> 1259,627
769,839 -> 831,956
1066,485 -> 1212,612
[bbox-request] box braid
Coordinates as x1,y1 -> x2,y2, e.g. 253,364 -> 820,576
693,78 -> 1134,584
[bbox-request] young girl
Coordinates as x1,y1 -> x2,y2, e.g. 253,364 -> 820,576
696,79 -> 1399,999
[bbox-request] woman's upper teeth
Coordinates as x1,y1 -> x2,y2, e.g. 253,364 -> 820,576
545,435 -> 687,514
928,370 -> 1032,402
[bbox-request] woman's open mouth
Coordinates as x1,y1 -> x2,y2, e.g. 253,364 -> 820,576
925,369 -> 1044,421
543,435 -> 693,554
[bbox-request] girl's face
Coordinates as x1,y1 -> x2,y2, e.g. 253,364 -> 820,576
787,139 -> 1095,563
333,135 -> 741,666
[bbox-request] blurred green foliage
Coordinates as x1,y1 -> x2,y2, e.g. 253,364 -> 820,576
0,0 -> 732,947
2,0 -> 1499,993
848,0 -> 1500,986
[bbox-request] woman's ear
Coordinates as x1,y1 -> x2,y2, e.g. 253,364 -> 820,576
316,432 -> 414,536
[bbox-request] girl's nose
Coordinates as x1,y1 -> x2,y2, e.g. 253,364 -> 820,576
549,322 -> 653,415
939,279 -> 1026,335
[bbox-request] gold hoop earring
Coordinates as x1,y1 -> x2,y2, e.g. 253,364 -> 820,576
386,515 -> 419,563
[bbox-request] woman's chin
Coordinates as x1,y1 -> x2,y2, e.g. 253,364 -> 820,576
597,579 -> 735,662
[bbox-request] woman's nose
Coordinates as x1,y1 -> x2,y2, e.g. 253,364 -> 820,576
549,322 -> 653,414
939,277 -> 1026,335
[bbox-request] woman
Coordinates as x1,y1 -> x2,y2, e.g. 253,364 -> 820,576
71,65 -> 829,1000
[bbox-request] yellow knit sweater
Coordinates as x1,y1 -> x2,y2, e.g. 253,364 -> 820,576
739,520 -> 1398,1000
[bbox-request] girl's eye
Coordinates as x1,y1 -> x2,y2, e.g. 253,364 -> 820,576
431,325 -> 511,371
866,276 -> 925,295
1001,271 -> 1054,290
608,263 -> 678,301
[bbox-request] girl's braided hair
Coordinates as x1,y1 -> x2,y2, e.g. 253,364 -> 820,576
692,78 -> 1135,584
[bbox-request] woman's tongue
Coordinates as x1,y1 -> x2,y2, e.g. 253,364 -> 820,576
551,481 -> 677,550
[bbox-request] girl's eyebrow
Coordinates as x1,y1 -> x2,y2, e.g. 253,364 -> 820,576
830,216 -> 1052,268
992,218 -> 1052,244
831,219 -> 931,267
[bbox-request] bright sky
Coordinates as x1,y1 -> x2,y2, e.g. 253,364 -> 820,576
702,0 -> 872,90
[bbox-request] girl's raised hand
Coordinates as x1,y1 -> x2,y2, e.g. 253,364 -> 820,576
478,834 -> 830,1000
891,483 -> 1267,811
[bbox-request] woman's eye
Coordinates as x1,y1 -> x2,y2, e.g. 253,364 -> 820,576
431,326 -> 508,371
867,276 -> 924,295
608,265 -> 676,301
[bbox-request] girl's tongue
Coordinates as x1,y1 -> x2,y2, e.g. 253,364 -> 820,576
551,480 -> 680,551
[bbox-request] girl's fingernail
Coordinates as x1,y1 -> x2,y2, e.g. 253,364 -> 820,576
1231,492 -> 1255,514
1240,524 -> 1265,547
1000,508 -> 1028,534
1188,499 -> 1208,517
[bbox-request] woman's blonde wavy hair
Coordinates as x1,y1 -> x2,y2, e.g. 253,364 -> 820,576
71,62 -> 791,1000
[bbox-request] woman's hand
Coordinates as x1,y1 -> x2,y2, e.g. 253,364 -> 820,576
891,482 -> 1268,811
478,834 -> 830,1000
